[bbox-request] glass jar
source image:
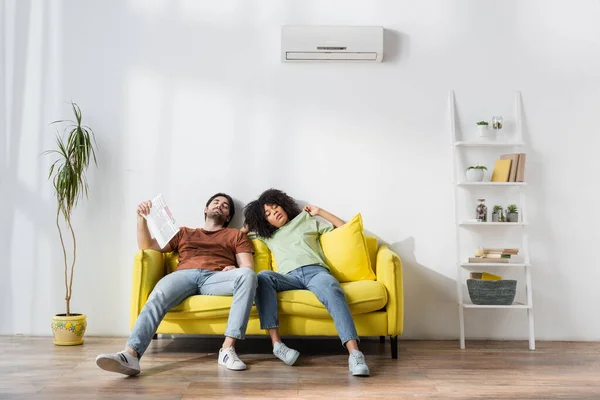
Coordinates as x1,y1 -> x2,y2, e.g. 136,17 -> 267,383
475,199 -> 487,222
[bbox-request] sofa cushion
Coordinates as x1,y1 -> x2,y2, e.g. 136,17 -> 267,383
320,214 -> 376,282
251,238 -> 271,273
164,280 -> 387,320
278,280 -> 387,318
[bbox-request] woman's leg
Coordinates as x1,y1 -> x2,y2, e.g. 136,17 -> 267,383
304,266 -> 370,376
256,270 -> 304,365
304,267 -> 359,348
255,270 -> 304,332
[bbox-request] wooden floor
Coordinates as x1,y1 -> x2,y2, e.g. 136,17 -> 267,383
1,336 -> 599,399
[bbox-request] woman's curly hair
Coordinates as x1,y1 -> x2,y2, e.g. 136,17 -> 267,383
244,188 -> 302,238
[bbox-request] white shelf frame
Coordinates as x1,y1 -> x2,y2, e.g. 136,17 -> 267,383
454,141 -> 525,147
460,263 -> 530,268
457,182 -> 527,187
450,90 -> 535,351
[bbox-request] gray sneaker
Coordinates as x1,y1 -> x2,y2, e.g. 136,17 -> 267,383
348,350 -> 370,376
273,342 -> 300,365
95,351 -> 141,376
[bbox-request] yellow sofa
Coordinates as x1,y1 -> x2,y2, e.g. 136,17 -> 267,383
130,236 -> 404,358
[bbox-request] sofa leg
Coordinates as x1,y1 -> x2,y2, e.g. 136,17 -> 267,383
390,335 -> 398,359
152,334 -> 158,340
379,336 -> 385,344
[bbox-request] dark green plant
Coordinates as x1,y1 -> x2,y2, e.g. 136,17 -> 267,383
476,121 -> 489,126
493,205 -> 503,213
466,165 -> 488,171
506,204 -> 518,214
43,103 -> 98,316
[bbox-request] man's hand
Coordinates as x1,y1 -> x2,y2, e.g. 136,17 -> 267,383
137,200 -> 152,217
222,266 -> 236,272
304,205 -> 321,217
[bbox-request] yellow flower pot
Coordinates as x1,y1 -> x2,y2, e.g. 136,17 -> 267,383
52,314 -> 87,345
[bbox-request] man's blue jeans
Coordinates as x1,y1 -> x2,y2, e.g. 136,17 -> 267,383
127,268 -> 257,357
255,265 -> 359,346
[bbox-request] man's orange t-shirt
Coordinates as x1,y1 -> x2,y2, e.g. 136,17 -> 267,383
167,227 -> 254,272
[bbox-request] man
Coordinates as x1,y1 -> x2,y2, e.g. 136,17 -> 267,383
95,193 -> 257,375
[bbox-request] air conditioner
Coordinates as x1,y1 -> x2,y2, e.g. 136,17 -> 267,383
281,25 -> 384,63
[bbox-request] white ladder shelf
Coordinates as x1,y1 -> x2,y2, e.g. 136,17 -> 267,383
449,90 -> 535,351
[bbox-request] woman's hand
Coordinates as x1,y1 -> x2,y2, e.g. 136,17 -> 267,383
240,224 -> 249,234
222,266 -> 236,272
137,200 -> 152,217
304,205 -> 321,217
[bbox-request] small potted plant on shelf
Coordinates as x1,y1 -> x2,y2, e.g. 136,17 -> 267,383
465,165 -> 487,182
506,204 -> 519,222
492,205 -> 503,222
476,121 -> 490,138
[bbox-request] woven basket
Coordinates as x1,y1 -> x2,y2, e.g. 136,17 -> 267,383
467,279 -> 517,305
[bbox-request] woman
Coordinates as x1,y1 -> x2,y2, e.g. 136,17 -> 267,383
243,188 -> 370,376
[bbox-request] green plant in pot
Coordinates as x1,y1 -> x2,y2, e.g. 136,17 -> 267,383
476,120 -> 490,138
465,165 -> 487,182
492,205 -> 503,222
44,102 -> 98,345
506,204 -> 519,223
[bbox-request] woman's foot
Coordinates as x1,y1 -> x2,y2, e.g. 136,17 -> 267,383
273,342 -> 300,365
348,350 -> 370,376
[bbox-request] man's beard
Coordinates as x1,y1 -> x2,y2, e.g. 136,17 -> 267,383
207,210 -> 227,225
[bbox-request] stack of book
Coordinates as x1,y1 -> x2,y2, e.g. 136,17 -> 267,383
491,153 -> 526,182
468,248 -> 519,264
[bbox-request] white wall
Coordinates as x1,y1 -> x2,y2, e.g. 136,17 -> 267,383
2,0 -> 599,340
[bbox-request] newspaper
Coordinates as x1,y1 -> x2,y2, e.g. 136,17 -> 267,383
144,193 -> 180,249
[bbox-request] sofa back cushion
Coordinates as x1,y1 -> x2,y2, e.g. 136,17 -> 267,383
250,238 -> 272,273
165,252 -> 179,274
165,216 -> 377,282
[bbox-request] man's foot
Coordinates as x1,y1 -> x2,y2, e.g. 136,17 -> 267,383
218,347 -> 247,371
273,341 -> 300,365
95,351 -> 141,376
349,350 -> 370,376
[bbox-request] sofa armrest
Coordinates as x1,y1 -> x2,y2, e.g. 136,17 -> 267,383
376,244 -> 404,336
130,249 -> 165,329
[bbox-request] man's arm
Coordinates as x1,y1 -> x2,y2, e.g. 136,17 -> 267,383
304,205 -> 345,228
137,200 -> 172,252
235,252 -> 254,270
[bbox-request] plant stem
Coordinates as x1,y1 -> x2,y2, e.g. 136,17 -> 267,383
56,208 -> 69,316
66,215 -> 77,317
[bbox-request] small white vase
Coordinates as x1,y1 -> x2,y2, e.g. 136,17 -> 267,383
465,168 -> 484,182
477,125 -> 490,139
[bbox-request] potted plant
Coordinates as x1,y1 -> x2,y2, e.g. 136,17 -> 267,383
465,165 -> 487,182
44,103 -> 98,345
492,205 -> 503,222
506,204 -> 519,223
476,121 -> 490,138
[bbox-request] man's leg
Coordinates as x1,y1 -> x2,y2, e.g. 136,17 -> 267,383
96,270 -> 199,375
256,270 -> 304,365
304,266 -> 370,376
199,268 -> 257,370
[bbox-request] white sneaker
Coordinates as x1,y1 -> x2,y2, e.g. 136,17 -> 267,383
95,351 -> 141,376
349,350 -> 370,376
273,342 -> 300,365
218,347 -> 247,371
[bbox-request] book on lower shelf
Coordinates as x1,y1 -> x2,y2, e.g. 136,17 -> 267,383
470,272 -> 502,280
468,257 -> 510,263
482,248 -> 519,255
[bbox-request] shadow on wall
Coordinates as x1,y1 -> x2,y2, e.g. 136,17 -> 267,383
383,28 -> 410,63
386,237 -> 459,340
